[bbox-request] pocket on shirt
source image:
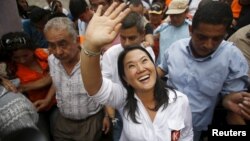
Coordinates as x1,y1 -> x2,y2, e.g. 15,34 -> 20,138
167,119 -> 184,131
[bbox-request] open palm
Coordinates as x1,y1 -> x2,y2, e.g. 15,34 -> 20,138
84,3 -> 130,49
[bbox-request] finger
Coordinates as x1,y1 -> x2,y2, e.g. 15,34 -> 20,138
36,105 -> 43,112
95,5 -> 103,16
105,128 -> 109,134
103,2 -> 118,16
228,102 -> 241,114
240,109 -> 250,120
239,103 -> 250,116
109,3 -> 129,20
242,99 -> 250,109
109,23 -> 122,39
113,8 -> 130,25
33,102 -> 39,107
9,86 -> 18,93
242,92 -> 250,98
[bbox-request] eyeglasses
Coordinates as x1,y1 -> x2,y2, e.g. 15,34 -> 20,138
0,37 -> 27,49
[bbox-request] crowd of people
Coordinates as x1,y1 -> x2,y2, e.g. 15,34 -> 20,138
1,0 -> 250,141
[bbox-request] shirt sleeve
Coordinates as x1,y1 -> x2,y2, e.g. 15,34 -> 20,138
145,23 -> 154,34
89,78 -> 127,109
158,49 -> 169,74
179,94 -> 193,141
221,46 -> 249,95
101,52 -> 113,79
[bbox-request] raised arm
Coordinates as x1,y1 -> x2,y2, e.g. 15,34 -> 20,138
80,3 -> 130,96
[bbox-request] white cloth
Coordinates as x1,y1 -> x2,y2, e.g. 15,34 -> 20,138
44,5 -> 69,15
90,78 -> 193,141
48,55 -> 102,120
78,19 -> 87,36
188,0 -> 202,17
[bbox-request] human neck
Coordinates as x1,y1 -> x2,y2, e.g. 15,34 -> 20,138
61,51 -> 80,75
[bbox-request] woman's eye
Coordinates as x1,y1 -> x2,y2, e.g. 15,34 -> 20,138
142,59 -> 148,63
128,65 -> 135,69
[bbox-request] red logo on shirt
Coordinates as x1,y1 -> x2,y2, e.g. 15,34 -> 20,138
171,130 -> 180,141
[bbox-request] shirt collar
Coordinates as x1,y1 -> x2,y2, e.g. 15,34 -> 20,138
186,40 -> 224,62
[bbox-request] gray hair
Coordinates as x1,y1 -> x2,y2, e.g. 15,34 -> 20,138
44,17 -> 78,41
121,12 -> 145,34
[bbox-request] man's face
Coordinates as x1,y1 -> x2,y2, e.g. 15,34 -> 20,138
78,8 -> 94,23
169,12 -> 186,27
120,26 -> 144,48
45,29 -> 80,63
190,23 -> 226,58
89,0 -> 110,13
149,13 -> 163,28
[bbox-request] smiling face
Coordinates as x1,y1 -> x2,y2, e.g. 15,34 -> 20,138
122,49 -> 156,93
190,23 -> 226,58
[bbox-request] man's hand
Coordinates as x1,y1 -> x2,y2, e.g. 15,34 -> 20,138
33,98 -> 50,112
102,115 -> 110,134
223,92 -> 250,120
1,77 -> 18,93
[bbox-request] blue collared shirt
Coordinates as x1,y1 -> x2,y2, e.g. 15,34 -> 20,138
154,20 -> 191,65
158,38 -> 249,131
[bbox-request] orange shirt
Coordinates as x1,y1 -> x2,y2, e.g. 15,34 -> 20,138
16,48 -> 56,111
165,0 -> 172,6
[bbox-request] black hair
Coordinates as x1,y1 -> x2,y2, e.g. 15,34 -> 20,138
192,1 -> 233,30
121,12 -> 145,34
69,0 -> 89,21
50,0 -> 63,14
0,32 -> 36,52
16,0 -> 29,19
118,46 -> 175,123
0,32 -> 34,79
28,6 -> 51,24
48,12 -> 67,20
128,0 -> 143,6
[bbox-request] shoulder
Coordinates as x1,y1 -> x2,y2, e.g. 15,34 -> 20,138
219,40 -> 243,55
168,89 -> 189,105
48,54 -> 59,65
35,48 -> 49,60
168,38 -> 190,50
103,44 -> 123,56
154,22 -> 171,33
